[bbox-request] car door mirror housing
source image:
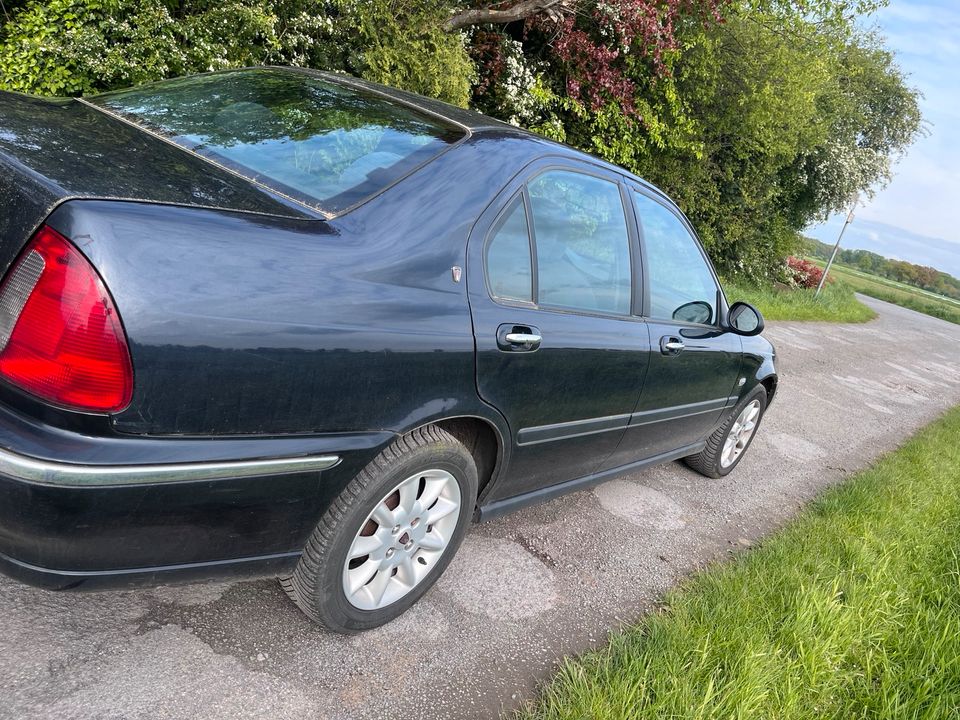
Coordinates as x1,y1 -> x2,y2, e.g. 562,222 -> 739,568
726,301 -> 765,336
672,300 -> 713,325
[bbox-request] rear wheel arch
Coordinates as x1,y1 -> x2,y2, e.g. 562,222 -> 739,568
432,417 -> 502,507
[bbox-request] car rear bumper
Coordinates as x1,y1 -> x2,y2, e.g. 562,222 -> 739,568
0,402 -> 391,590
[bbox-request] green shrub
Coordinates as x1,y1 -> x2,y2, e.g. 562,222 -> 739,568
343,0 -> 474,107
0,0 -> 473,105
0,0 -> 343,96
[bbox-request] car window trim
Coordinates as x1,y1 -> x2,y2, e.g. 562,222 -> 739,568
483,192 -> 536,305
521,185 -> 540,304
513,163 -> 639,320
619,179 -> 648,318
628,183 -> 726,329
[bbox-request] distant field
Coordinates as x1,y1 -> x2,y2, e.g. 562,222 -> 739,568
816,262 -> 960,325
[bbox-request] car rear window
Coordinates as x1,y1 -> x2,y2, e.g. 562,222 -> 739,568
89,68 -> 466,215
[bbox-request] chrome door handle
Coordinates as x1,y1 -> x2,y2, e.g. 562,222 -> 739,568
497,324 -> 543,352
660,335 -> 685,355
504,332 -> 542,345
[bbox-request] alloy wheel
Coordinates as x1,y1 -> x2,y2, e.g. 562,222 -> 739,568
342,468 -> 461,610
720,399 -> 761,468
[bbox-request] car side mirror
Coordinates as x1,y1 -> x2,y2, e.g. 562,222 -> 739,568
672,300 -> 713,325
726,301 -> 764,336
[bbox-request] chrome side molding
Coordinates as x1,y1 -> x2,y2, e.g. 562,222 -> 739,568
0,447 -> 341,487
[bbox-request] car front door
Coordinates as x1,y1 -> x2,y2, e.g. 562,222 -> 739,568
467,161 -> 652,502
609,186 -> 743,465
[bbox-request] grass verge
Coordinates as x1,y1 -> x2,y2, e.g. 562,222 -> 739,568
517,405 -> 960,720
724,278 -> 877,322
820,264 -> 960,326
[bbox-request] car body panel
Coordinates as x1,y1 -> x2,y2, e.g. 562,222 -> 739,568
0,395 -> 392,587
44,133 -> 539,437
624,321 -> 742,460
0,68 -> 778,589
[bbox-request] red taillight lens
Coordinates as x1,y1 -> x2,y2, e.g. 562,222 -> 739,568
0,225 -> 133,412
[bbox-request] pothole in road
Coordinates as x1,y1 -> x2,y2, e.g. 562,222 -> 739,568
765,432 -> 827,462
593,480 -> 687,530
436,537 -> 558,621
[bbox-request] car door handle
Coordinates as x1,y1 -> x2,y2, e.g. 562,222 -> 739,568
660,336 -> 685,355
497,324 -> 542,352
504,332 -> 542,345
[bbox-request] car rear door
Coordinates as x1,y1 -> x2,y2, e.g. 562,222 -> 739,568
610,184 -> 743,463
467,160 -> 651,502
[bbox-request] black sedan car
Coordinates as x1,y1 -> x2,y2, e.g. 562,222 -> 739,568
0,67 -> 776,632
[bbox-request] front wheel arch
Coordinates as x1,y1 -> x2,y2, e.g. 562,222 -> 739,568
759,374 -> 778,406
685,385 -> 768,479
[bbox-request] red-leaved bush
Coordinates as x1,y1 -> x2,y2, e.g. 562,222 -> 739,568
530,0 -> 725,113
786,256 -> 831,289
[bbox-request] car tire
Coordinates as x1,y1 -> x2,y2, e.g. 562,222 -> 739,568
684,386 -> 767,479
280,425 -> 478,633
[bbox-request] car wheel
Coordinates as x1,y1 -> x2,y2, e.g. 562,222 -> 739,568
684,386 -> 767,479
280,425 -> 478,633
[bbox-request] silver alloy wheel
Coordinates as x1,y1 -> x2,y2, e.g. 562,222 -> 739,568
342,468 -> 461,611
720,399 -> 761,469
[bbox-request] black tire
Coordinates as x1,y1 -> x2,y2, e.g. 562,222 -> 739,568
684,386 -> 767,479
280,425 -> 478,633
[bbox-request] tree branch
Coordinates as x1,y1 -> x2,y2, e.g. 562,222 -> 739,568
442,0 -> 568,32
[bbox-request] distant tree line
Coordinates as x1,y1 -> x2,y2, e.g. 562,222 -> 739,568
806,237 -> 960,300
0,0 -> 924,280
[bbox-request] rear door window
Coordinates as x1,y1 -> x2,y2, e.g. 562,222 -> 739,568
527,170 -> 632,315
485,195 -> 533,303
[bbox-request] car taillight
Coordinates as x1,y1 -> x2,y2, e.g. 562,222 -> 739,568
0,225 -> 133,413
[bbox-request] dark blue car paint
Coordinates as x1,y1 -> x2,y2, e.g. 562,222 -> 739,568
0,69 -> 777,589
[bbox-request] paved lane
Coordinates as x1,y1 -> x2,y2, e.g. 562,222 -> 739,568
2,296 -> 959,720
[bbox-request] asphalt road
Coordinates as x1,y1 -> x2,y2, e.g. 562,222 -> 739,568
2,295 -> 959,720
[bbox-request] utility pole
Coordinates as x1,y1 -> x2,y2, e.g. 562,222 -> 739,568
816,199 -> 858,298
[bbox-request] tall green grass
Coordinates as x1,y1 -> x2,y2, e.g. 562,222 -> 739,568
518,406 -> 960,720
723,278 -> 877,323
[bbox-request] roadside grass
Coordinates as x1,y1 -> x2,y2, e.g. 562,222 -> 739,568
817,263 -> 960,326
517,405 -> 960,720
723,278 -> 877,323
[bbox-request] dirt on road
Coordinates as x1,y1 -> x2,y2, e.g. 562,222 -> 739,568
2,295 -> 959,720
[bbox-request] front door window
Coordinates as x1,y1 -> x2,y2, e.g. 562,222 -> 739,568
633,191 -> 717,325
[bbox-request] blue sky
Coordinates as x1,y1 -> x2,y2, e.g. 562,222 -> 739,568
806,0 -> 960,278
